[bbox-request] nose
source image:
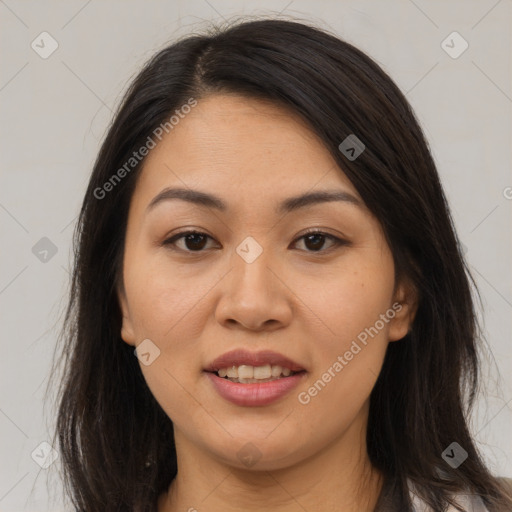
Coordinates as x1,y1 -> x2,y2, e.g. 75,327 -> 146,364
215,246 -> 293,332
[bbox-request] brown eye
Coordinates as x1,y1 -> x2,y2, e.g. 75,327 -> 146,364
163,231 -> 216,252
182,233 -> 209,251
303,233 -> 327,251
293,230 -> 347,253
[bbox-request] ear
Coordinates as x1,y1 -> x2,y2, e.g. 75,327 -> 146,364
118,285 -> 136,346
388,278 -> 418,342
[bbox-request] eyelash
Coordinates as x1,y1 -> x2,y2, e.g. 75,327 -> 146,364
161,229 -> 348,255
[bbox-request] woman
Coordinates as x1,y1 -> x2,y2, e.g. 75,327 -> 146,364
49,17 -> 512,511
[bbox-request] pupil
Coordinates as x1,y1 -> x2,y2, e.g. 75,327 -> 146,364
186,233 -> 207,251
306,234 -> 324,251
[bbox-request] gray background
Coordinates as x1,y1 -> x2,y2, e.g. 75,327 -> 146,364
1,1 -> 511,510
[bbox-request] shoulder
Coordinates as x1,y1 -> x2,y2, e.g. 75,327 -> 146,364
444,477 -> 512,512
381,477 -> 511,511
411,491 -> 490,511
447,493 -> 489,512
409,481 -> 492,512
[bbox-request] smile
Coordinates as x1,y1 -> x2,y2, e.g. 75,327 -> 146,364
216,364 -> 298,383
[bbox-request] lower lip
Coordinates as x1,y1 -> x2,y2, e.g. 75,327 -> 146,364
205,371 -> 307,407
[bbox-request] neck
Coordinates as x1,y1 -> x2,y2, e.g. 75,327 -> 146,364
158,415 -> 383,512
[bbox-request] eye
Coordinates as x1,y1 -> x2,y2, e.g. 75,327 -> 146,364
162,231 -> 217,252
291,229 -> 348,253
162,229 -> 348,254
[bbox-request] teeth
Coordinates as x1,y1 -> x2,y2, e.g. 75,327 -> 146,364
226,366 -> 238,378
238,365 -> 253,379
271,365 -> 282,377
253,364 -> 271,379
216,364 -> 297,381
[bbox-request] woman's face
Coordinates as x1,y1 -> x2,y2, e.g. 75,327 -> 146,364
118,94 -> 415,470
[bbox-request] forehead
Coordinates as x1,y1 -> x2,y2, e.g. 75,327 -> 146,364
134,94 -> 360,207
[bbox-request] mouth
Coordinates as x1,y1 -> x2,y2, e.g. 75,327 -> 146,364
203,349 -> 307,406
203,348 -> 306,383
208,364 -> 306,384
205,368 -> 307,407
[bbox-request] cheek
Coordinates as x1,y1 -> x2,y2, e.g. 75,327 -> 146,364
295,247 -> 395,405
122,253 -> 213,421
122,248 -> 222,400
304,249 -> 396,346
123,246 -> 206,338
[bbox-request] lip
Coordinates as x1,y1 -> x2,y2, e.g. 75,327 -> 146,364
204,349 -> 305,373
205,371 -> 307,407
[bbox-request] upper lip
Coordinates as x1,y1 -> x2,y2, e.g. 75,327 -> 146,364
204,349 -> 306,373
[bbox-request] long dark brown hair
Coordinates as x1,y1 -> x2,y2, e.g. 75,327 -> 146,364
46,16 -> 512,511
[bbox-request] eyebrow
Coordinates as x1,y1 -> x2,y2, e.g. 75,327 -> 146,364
146,187 -> 363,215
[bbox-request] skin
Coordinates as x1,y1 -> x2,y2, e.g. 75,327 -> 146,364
118,94 -> 417,512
